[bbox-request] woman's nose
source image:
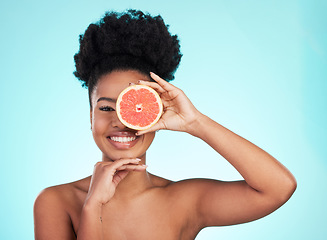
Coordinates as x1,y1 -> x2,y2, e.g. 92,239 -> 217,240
111,113 -> 126,129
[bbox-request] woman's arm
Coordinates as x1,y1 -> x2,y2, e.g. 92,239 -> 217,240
77,200 -> 103,240
190,114 -> 296,198
34,159 -> 147,240
34,187 -> 76,240
189,114 -> 297,226
34,186 -> 104,240
138,72 -> 297,226
76,159 -> 146,240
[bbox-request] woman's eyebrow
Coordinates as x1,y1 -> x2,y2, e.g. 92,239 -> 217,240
97,97 -> 117,103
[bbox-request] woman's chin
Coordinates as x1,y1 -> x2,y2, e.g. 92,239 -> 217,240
103,152 -> 145,161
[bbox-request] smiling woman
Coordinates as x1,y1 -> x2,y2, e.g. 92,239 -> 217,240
33,9 -> 296,240
91,71 -> 157,160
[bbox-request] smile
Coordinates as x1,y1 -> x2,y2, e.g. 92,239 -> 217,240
109,136 -> 137,143
106,133 -> 140,150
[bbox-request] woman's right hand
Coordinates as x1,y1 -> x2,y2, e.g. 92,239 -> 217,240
85,158 -> 147,206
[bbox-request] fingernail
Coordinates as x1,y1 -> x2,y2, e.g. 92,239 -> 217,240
142,164 -> 148,167
136,158 -> 141,161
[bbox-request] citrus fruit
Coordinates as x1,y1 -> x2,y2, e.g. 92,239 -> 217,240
116,84 -> 163,130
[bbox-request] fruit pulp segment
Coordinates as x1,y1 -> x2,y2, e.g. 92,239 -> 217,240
120,88 -> 160,127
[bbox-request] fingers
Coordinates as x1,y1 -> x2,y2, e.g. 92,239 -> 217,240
95,158 -> 140,168
116,164 -> 147,172
137,122 -> 163,135
111,158 -> 142,169
138,80 -> 165,94
94,158 -> 147,174
150,72 -> 176,91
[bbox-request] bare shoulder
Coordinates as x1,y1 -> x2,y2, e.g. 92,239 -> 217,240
150,177 -> 227,233
34,176 -> 90,208
165,177 -> 225,194
34,177 -> 91,240
148,175 -> 227,209
34,185 -> 69,213
163,177 -> 286,227
148,172 -> 174,187
148,174 -> 225,196
35,184 -> 67,202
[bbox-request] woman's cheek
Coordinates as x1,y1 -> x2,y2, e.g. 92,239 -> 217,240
92,115 -> 109,144
142,132 -> 156,150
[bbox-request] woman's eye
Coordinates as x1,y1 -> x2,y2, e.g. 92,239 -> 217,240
99,106 -> 115,111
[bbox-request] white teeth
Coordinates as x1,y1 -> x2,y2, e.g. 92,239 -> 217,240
110,136 -> 136,143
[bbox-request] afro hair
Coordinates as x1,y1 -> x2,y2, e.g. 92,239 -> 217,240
73,9 -> 182,105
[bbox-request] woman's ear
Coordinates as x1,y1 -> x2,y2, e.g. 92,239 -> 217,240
90,109 -> 93,130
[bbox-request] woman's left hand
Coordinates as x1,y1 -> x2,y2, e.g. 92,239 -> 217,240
136,72 -> 202,135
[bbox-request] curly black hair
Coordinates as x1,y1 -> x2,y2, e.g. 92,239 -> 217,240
73,9 -> 182,107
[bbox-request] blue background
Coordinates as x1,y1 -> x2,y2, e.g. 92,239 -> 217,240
1,0 -> 326,239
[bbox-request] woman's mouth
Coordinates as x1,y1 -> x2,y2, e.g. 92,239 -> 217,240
107,134 -> 140,149
109,136 -> 137,143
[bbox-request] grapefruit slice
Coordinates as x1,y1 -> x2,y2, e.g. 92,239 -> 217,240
116,84 -> 163,130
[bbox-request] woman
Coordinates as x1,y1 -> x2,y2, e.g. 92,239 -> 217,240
34,9 -> 296,240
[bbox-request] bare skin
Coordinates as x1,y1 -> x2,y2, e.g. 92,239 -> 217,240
34,70 -> 297,240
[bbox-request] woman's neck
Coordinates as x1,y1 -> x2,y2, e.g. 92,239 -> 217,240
115,170 -> 153,200
105,154 -> 153,201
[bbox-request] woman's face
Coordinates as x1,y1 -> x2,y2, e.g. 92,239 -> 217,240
90,70 -> 155,161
